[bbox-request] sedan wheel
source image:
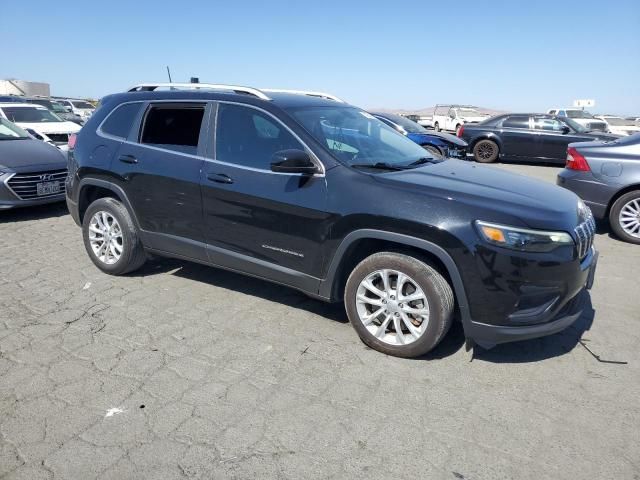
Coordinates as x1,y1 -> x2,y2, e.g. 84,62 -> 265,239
473,139 -> 499,163
610,190 -> 640,244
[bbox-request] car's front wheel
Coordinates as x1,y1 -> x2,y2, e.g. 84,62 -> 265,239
473,139 -> 499,163
344,252 -> 454,358
609,190 -> 640,244
82,197 -> 147,275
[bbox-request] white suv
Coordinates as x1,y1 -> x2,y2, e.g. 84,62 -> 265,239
58,99 -> 95,122
547,108 -> 609,132
0,103 -> 81,151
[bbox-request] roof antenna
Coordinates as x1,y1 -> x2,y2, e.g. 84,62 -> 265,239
166,66 -> 173,82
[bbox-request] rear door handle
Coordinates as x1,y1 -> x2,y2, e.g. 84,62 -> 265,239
118,154 -> 138,164
207,173 -> 234,184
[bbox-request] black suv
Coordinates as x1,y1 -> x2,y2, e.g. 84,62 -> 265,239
66,83 -> 598,358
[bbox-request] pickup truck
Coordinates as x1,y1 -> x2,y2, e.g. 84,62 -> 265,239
432,104 -> 490,133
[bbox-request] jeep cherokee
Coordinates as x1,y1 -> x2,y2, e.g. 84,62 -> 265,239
66,83 -> 598,358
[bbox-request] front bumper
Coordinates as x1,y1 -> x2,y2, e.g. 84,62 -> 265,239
463,247 -> 597,349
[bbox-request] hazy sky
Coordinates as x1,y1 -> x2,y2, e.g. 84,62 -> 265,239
2,0 -> 639,114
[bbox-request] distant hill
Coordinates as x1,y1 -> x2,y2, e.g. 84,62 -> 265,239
369,106 -> 508,117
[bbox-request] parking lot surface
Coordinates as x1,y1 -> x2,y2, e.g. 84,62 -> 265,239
1,163 -> 639,480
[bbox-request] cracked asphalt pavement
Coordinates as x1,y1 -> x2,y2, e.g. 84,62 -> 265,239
1,163 -> 639,479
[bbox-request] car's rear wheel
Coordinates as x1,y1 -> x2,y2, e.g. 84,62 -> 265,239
423,144 -> 444,159
473,139 -> 499,163
609,190 -> 640,244
344,252 -> 454,358
82,197 -> 147,275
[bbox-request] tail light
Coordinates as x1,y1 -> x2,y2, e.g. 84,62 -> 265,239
68,133 -> 77,150
566,147 -> 590,171
457,125 -> 464,137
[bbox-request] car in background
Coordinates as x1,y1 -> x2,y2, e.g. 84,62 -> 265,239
557,134 -> 640,244
0,117 -> 67,209
57,99 -> 95,122
24,97 -> 85,125
547,108 -> 609,132
432,105 -> 490,133
0,103 -> 81,151
371,111 -> 467,159
595,115 -> 640,136
459,113 -> 619,164
0,95 -> 26,103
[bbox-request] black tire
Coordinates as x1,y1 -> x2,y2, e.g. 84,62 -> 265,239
433,122 -> 440,132
609,190 -> 640,244
473,139 -> 499,163
82,197 -> 147,275
422,144 -> 444,159
344,252 -> 455,358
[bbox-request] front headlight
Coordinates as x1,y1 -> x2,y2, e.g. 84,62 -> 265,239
475,221 -> 574,252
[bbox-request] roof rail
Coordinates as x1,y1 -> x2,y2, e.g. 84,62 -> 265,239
261,89 -> 344,103
127,83 -> 271,101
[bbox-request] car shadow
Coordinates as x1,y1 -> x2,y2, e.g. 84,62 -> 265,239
0,202 -> 68,223
133,257 -> 348,324
130,257 -> 596,363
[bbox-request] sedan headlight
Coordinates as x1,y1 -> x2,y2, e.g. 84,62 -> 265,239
476,221 -> 574,252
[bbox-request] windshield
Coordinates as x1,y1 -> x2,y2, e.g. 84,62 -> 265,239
72,101 -> 94,109
51,102 -> 69,113
376,113 -> 427,134
457,108 -> 482,117
566,110 -> 594,119
561,117 -> 588,133
0,118 -> 30,140
1,107 -> 63,123
288,106 -> 441,168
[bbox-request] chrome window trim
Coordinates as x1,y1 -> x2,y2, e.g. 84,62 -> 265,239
96,99 -> 326,177
211,100 -> 325,177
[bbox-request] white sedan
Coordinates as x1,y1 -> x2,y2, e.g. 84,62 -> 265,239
595,115 -> 640,136
0,103 -> 81,151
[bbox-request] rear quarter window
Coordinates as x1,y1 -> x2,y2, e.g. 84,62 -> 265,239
101,103 -> 143,139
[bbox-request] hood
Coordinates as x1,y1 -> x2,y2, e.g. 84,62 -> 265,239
408,131 -> 468,147
372,159 -> 582,231
0,138 -> 66,171
15,121 -> 81,134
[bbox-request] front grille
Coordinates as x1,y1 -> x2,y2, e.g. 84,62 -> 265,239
46,133 -> 69,144
587,122 -> 607,132
6,169 -> 67,200
574,208 -> 596,259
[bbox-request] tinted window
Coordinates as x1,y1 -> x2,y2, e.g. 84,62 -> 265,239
502,116 -> 530,129
1,107 -> 62,123
216,103 -> 303,169
102,103 -> 142,139
140,104 -> 205,154
533,117 -> 565,132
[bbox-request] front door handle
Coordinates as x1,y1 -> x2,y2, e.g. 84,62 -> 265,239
207,173 -> 234,184
119,154 -> 138,164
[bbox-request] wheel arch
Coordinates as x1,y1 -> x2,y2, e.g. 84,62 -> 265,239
77,178 -> 140,228
606,183 -> 640,218
469,134 -> 503,152
319,230 -> 470,320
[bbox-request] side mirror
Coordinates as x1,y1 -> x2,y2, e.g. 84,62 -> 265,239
64,106 -> 73,112
560,125 -> 571,134
270,149 -> 319,174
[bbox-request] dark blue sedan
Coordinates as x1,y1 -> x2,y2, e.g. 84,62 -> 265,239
372,112 -> 468,159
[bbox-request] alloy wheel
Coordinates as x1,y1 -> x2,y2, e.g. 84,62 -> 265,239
355,269 -> 430,346
477,142 -> 495,160
88,211 -> 124,264
619,199 -> 640,238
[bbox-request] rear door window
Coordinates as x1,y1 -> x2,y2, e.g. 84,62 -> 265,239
101,103 -> 142,139
502,116 -> 530,129
140,104 -> 205,154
